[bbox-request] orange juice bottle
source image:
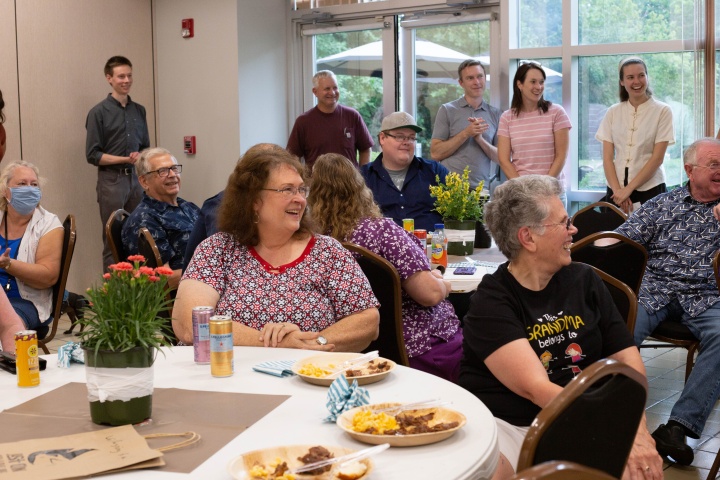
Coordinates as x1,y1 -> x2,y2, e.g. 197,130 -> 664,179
430,223 -> 447,268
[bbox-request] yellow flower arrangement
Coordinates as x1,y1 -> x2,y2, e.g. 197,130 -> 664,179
429,167 -> 485,222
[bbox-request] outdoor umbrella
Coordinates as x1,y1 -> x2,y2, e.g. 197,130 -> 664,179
316,39 -> 561,84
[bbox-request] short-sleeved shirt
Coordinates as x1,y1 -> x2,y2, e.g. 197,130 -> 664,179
432,98 -> 502,189
361,154 -> 448,232
122,194 -> 200,270
85,94 -> 150,166
595,97 -> 675,192
497,103 -> 572,180
287,105 -> 374,170
183,233 -> 379,331
614,185 -> 720,317
459,262 -> 634,426
349,217 -> 460,357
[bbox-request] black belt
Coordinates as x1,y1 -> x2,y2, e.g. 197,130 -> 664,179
99,164 -> 134,175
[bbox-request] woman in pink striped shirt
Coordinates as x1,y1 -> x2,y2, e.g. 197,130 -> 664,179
497,63 -> 571,204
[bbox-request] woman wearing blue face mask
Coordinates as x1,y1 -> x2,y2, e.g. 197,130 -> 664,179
0,161 -> 63,353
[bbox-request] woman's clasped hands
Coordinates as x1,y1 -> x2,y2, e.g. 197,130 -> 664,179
259,321 -> 334,351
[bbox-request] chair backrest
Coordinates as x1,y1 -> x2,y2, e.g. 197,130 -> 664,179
570,202 -> 627,243
342,242 -> 409,367
517,359 -> 648,479
511,460 -> 615,480
589,265 -> 637,335
570,231 -> 647,295
138,227 -> 164,269
38,214 -> 77,354
105,209 -> 129,263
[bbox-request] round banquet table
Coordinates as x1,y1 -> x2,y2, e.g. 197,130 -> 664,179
1,346 -> 498,479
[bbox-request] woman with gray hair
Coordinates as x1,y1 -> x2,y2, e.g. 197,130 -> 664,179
459,175 -> 662,479
0,161 -> 63,353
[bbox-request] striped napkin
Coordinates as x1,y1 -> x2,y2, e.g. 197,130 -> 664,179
324,375 -> 370,423
252,359 -> 296,377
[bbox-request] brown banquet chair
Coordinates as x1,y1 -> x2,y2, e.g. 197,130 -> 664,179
38,214 -> 77,354
342,242 -> 409,367
105,209 -> 129,263
570,201 -> 627,243
511,460 -> 614,480
516,359 -> 647,479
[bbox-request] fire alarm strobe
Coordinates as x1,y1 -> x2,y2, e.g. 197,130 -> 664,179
184,136 -> 196,155
181,18 -> 194,38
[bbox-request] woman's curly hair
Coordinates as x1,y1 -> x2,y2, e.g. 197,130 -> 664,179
217,144 -> 314,245
308,153 -> 381,241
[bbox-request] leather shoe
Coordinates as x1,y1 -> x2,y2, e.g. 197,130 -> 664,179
652,424 -> 694,465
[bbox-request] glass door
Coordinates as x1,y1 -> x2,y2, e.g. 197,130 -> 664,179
400,14 -> 494,158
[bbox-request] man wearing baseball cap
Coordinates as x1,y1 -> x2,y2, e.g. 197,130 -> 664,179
361,112 -> 449,231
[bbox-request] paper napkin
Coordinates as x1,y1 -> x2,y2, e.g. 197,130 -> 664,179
57,342 -> 85,368
324,375 -> 370,422
252,359 -> 296,377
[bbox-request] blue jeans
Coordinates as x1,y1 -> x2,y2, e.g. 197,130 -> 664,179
635,299 -> 720,438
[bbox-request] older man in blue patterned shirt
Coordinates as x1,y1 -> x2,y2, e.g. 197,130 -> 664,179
122,148 -> 200,288
613,137 -> 720,466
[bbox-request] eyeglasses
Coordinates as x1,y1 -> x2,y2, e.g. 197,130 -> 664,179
263,186 -> 310,198
531,218 -> 573,231
693,162 -> 720,171
384,132 -> 417,143
145,165 -> 182,177
519,59 -> 543,67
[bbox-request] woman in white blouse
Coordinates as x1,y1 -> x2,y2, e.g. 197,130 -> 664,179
595,57 -> 675,214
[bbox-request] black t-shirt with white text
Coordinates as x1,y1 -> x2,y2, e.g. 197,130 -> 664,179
459,262 -> 635,426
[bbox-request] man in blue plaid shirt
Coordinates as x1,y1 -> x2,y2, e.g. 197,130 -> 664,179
614,137 -> 720,466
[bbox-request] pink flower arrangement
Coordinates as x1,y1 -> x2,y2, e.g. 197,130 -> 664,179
79,255 -> 174,353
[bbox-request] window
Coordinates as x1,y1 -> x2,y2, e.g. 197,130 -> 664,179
518,0 -> 561,48
577,53 -> 694,191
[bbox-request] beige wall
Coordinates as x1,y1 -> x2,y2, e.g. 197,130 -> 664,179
0,0 -> 155,292
153,0 -> 289,207
153,0 -> 241,205
1,0 -> 292,291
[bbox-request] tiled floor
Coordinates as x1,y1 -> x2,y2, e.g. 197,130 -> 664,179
641,345 -> 719,479
43,316 -> 719,479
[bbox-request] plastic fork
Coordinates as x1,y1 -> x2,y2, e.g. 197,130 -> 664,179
372,399 -> 452,414
325,350 -> 379,378
289,443 -> 390,475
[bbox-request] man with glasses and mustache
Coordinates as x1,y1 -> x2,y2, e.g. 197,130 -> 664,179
361,112 -> 449,231
122,148 -> 199,289
612,137 -> 720,467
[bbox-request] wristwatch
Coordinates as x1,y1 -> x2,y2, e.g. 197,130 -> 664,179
316,335 -> 328,346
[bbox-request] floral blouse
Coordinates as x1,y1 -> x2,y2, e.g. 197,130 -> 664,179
184,233 -> 379,331
349,217 -> 460,357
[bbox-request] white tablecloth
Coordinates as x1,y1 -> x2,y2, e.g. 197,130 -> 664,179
1,346 -> 498,479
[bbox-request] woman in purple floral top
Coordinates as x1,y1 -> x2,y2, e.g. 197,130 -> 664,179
172,146 -> 380,352
310,153 -> 463,382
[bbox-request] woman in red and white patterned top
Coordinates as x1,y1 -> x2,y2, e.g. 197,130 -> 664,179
172,146 -> 379,352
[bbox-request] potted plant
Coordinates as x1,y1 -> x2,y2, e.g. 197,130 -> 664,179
430,167 -> 488,255
78,255 -> 174,426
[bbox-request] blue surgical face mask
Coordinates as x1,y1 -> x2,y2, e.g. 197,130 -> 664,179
8,186 -> 42,215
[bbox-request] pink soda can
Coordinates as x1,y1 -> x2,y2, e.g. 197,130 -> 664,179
192,306 -> 213,364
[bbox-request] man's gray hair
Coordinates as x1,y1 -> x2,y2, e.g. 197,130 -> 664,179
136,147 -> 175,176
485,175 -> 563,261
312,70 -> 337,89
683,137 -> 720,166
